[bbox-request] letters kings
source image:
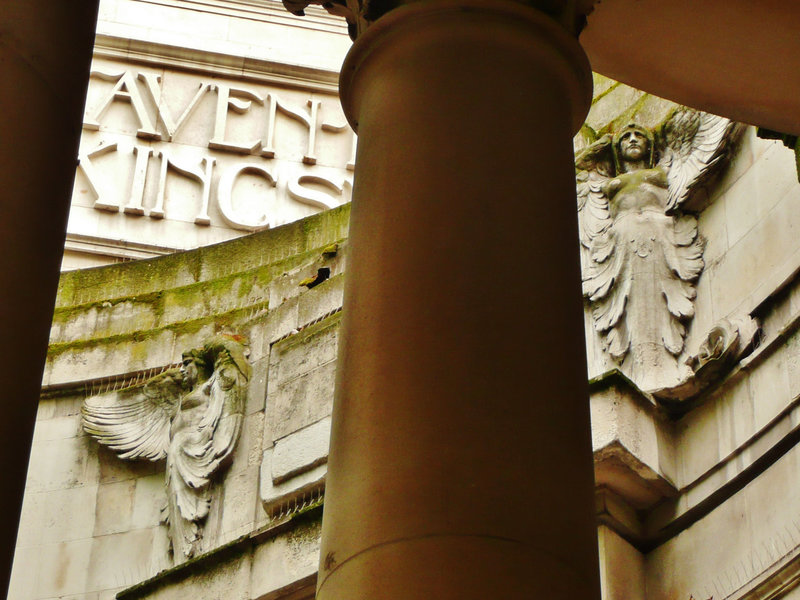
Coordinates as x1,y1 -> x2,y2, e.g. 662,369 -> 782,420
77,63 -> 356,235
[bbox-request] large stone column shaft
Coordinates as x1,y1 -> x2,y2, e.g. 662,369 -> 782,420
0,2 -> 99,594
318,1 -> 599,598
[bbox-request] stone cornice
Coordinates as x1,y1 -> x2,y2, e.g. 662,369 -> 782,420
117,502 -> 322,599
93,33 -> 341,93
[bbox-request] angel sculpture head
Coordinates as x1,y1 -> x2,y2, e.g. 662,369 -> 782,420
577,109 -> 738,390
83,335 -> 250,562
613,123 -> 655,173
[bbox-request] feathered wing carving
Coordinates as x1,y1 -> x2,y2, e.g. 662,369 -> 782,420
577,136 -> 635,360
659,214 -> 705,353
166,356 -> 248,559
577,150 -> 632,361
659,108 -> 738,212
82,369 -> 183,461
82,336 -> 251,563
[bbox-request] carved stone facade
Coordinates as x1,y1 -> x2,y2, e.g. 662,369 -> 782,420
9,4 -> 800,600
62,0 -> 353,270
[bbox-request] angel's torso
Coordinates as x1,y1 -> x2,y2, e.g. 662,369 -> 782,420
605,167 -> 668,218
172,378 -> 212,432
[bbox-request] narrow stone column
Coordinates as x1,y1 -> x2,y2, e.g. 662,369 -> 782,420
0,2 -> 99,594
317,1 -> 599,598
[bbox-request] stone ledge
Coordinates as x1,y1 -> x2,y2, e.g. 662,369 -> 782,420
94,33 -> 341,93
55,203 -> 350,308
117,502 -> 322,599
590,370 -> 677,510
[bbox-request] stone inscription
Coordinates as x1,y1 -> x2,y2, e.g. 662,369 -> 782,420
78,63 -> 355,233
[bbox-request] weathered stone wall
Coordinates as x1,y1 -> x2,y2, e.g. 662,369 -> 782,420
10,205 -> 348,599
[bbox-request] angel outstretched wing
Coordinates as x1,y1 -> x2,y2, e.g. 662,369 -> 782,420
658,108 -> 739,212
82,368 -> 183,461
82,336 -> 251,563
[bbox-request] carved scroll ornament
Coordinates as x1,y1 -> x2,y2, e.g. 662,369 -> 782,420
654,315 -> 760,403
82,335 -> 251,562
577,109 -> 739,371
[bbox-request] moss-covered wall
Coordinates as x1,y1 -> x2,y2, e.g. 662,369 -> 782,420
43,204 -> 351,388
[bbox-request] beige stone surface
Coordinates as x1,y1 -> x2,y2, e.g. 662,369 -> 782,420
25,435 -> 99,493
250,520 -> 321,598
219,464 -> 261,544
130,473 -> 166,531
93,479 -> 136,536
87,529 -> 160,592
266,316 -> 339,442
32,539 -> 94,598
647,444 -> 800,600
597,526 -> 645,600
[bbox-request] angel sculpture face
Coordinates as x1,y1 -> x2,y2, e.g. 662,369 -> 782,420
614,124 -> 654,173
619,129 -> 648,162
180,357 -> 198,387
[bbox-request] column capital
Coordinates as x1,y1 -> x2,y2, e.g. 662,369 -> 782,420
339,0 -> 593,135
282,0 -> 593,40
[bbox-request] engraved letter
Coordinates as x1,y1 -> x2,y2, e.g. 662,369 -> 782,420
84,70 -> 161,139
320,116 -> 356,171
217,164 -> 276,231
209,85 -> 263,154
287,175 -> 345,210
151,151 -> 215,222
78,142 -> 120,212
262,95 -> 321,164
139,73 -> 214,142
124,145 -> 153,215
347,133 -> 357,171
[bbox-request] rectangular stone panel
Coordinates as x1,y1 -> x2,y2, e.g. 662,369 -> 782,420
266,315 -> 339,442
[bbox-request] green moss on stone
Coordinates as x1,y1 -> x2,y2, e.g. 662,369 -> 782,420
55,204 -> 351,310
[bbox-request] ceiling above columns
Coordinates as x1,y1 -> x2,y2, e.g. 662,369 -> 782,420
580,0 -> 800,135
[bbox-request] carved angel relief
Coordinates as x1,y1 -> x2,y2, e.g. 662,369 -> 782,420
577,109 -> 739,388
82,336 -> 251,562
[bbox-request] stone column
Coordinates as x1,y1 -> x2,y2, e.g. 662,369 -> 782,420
316,1 -> 599,598
0,2 -> 99,594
